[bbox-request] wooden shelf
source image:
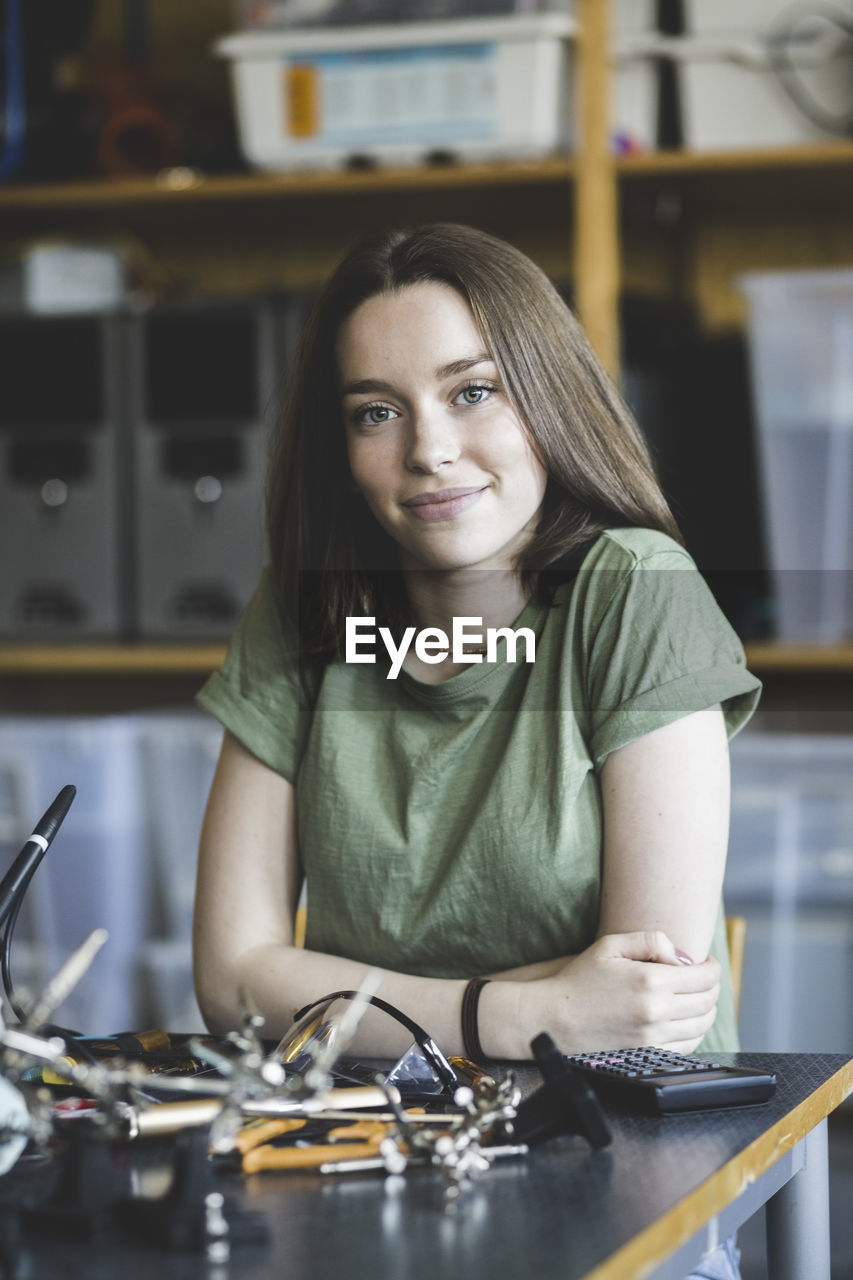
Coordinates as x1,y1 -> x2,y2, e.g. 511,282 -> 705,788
0,641 -> 851,679
0,645 -> 226,676
0,139 -> 850,214
0,157 -> 577,213
617,140 -> 853,178
744,643 -> 853,674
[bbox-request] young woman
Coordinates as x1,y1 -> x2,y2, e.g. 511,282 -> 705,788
193,222 -> 760,1069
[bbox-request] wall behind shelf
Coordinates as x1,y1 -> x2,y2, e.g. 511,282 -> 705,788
621,159 -> 853,333
0,671 -> 211,715
79,0 -> 237,152
1,178 -> 577,300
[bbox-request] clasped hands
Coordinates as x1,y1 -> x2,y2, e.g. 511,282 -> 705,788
539,931 -> 721,1055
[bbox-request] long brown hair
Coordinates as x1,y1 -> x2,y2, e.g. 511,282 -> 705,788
266,222 -> 681,655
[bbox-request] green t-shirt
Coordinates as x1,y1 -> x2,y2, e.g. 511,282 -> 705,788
197,528 -> 761,1053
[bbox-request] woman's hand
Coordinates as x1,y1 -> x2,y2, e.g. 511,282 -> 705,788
534,930 -> 721,1054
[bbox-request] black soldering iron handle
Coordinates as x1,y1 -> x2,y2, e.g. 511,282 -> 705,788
31,785 -> 76,845
531,1031 -> 570,1081
0,785 -> 77,929
525,1032 -> 612,1151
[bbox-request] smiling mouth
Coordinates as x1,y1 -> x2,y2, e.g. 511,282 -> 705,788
402,486 -> 488,522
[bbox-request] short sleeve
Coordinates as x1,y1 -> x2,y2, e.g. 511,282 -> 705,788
575,530 -> 762,769
195,570 -> 319,782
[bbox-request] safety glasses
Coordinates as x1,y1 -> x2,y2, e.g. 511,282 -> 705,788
275,989 -> 465,1100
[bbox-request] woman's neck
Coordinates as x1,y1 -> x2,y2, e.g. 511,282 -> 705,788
399,566 -> 531,683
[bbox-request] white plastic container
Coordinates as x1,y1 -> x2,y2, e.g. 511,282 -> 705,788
0,717 -> 150,1034
685,0 -> 838,37
614,0 -> 851,151
0,243 -> 128,315
236,1 -> 571,25
739,268 -> 853,644
682,0 -> 852,150
215,13 -> 575,169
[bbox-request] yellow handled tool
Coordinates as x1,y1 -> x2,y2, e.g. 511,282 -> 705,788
241,1119 -> 394,1173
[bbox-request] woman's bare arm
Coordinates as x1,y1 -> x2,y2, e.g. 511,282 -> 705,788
194,714 -> 726,1059
193,731 -> 471,1056
489,706 -> 729,1056
597,703 -> 730,963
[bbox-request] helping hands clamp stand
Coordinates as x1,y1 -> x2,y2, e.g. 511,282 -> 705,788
0,935 -> 612,1262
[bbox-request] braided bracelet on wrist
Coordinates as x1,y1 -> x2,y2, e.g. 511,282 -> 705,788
460,976 -> 491,1063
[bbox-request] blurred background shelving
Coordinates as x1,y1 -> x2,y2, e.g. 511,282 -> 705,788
5,121 -> 853,717
1,0 -> 853,1113
2,10 -> 852,1273
2,2 -> 853,702
3,642 -> 853,725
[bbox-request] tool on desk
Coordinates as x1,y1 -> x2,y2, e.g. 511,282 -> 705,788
121,1084 -> 396,1138
0,1074 -> 30,1176
511,1033 -> 612,1150
26,928 -> 109,1035
0,784 -> 79,1029
233,1104 -> 477,1173
0,930 -> 115,1082
242,1117 -> 389,1172
563,1046 -> 778,1114
0,786 -> 120,1075
289,971 -> 383,1093
0,785 -> 76,931
277,984 -> 462,1102
0,974 -> 275,1254
275,1060 -> 529,1200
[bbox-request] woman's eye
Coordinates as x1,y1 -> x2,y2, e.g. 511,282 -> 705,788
455,383 -> 494,406
354,403 -> 398,426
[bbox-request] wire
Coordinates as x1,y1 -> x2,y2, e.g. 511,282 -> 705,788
0,872 -> 99,1066
1,890 -> 28,1024
767,2 -> 853,137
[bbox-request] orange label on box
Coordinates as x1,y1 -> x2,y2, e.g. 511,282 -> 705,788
285,64 -> 319,138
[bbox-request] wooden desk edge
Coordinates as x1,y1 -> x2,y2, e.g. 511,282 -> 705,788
584,1058 -> 853,1280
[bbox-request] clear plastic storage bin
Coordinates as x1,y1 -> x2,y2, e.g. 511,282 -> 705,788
726,732 -> 853,906
739,268 -> 853,643
138,711 -> 222,944
725,732 -> 853,1052
138,938 -> 207,1033
0,717 -> 150,1034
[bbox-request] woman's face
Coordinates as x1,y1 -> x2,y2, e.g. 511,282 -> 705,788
338,282 -> 548,575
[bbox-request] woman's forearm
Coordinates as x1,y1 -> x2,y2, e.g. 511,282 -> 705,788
196,936 -> 535,1060
486,956 -> 568,982
195,929 -> 720,1064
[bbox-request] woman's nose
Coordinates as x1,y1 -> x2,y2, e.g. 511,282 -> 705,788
404,409 -> 460,474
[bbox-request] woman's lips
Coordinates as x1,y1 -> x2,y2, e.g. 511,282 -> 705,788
402,486 -> 487,522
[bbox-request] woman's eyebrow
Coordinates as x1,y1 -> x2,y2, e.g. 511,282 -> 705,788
341,354 -> 494,398
435,353 -> 494,379
340,377 -> 394,397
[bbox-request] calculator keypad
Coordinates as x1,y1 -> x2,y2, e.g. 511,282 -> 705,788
561,1048 -> 776,1113
566,1048 -> 722,1079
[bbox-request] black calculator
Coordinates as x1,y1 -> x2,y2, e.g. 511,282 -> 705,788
564,1047 -> 777,1114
